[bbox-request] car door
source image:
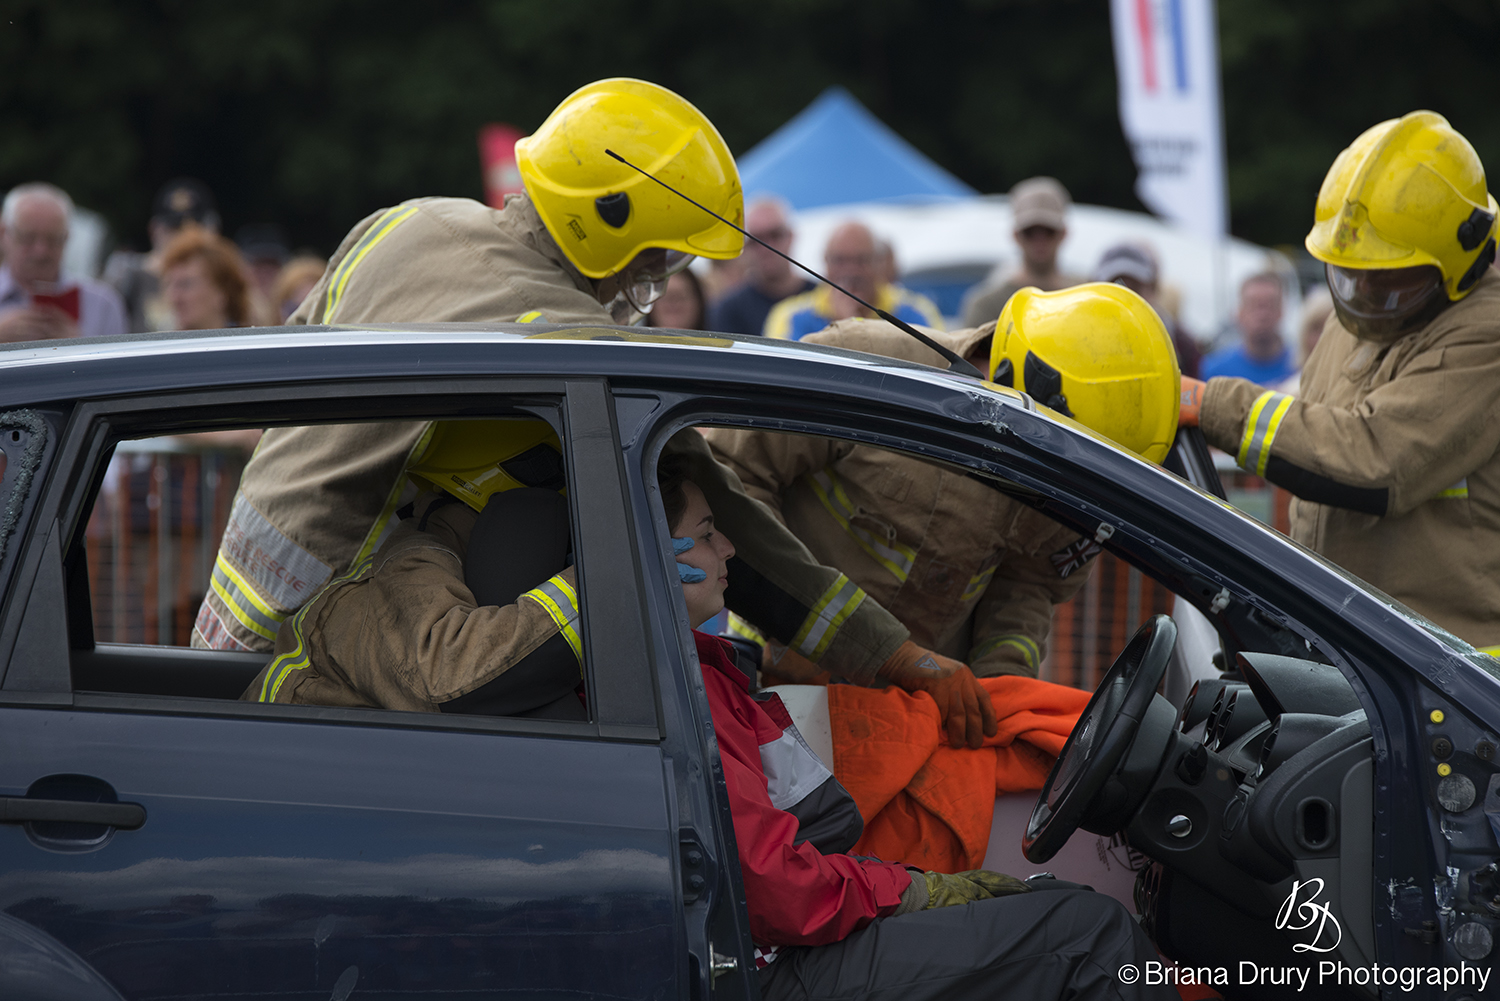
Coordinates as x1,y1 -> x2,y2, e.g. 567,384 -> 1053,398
0,378 -> 693,1000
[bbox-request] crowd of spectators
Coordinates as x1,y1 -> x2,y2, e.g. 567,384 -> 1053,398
669,175 -> 1328,399
0,177 -> 326,345
1,173 -> 1330,402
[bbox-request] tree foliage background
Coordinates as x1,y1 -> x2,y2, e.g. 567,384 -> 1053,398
2,0 -> 1497,256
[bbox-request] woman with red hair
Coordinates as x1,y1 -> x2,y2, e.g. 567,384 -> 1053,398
160,228 -> 250,330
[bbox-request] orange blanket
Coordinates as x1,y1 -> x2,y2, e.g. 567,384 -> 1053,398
829,676 -> 1089,872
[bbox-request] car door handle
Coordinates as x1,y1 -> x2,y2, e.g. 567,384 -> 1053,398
0,797 -> 146,830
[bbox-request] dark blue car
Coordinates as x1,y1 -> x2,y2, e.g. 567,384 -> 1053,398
0,325 -> 1495,1000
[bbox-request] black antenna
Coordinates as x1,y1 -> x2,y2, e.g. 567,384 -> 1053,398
605,148 -> 984,379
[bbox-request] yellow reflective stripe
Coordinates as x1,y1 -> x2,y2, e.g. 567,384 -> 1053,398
973,633 -> 1041,670
790,574 -> 866,662
1437,479 -> 1469,499
1478,644 -> 1500,657
516,310 -> 545,323
324,205 -> 419,321
1237,390 -> 1294,477
961,565 -> 997,603
351,423 -> 437,568
727,612 -> 766,646
209,557 -> 283,642
523,574 -> 583,663
806,469 -> 917,583
259,554 -> 375,702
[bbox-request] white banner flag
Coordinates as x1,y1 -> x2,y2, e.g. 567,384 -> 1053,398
1110,0 -> 1228,242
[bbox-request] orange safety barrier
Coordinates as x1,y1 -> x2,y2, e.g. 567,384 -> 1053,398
1040,465 -> 1289,690
85,443 -> 247,645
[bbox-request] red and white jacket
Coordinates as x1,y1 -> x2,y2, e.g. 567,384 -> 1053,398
692,632 -> 911,963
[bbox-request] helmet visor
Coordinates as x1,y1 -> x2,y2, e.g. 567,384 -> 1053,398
623,248 -> 695,314
1326,263 -> 1445,340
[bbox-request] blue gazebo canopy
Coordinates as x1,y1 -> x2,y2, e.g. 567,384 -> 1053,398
736,87 -> 977,211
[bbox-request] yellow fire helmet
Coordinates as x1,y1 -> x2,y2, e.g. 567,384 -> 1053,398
515,78 -> 745,279
1306,110 -> 1497,303
407,419 -> 566,513
990,283 -> 1180,464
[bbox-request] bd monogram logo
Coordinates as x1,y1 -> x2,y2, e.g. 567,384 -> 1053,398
1275,878 -> 1343,954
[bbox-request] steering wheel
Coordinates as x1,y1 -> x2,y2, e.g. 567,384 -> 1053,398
1023,613 -> 1178,863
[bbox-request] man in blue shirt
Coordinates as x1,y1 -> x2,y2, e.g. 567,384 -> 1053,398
707,197 -> 812,336
1201,272 -> 1296,384
764,220 -> 942,340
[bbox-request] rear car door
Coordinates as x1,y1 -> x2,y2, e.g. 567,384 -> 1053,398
0,378 -> 686,1000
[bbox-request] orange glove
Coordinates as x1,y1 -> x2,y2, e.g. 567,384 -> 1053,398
1179,376 -> 1205,428
878,641 -> 998,749
761,641 -> 832,686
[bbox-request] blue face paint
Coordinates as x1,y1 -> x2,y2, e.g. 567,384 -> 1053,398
672,536 -> 707,583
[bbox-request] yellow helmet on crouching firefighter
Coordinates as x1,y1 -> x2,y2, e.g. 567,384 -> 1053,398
407,420 -> 565,513
989,283 -> 1180,464
1306,111 -> 1497,309
515,78 -> 745,280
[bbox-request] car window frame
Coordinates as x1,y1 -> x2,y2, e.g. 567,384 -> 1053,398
0,375 -> 661,742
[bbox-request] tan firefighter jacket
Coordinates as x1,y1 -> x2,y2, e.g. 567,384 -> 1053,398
1200,269 -> 1500,650
242,494 -> 577,709
706,318 -> 1095,677
195,194 -> 907,682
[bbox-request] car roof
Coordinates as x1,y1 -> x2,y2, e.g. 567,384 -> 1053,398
0,322 -> 1034,417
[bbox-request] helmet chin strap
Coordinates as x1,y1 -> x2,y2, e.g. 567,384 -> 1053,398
607,291 -> 643,325
592,272 -> 646,325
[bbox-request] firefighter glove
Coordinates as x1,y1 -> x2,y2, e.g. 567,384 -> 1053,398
879,641 -> 998,749
896,869 -> 1032,913
1179,377 -> 1205,428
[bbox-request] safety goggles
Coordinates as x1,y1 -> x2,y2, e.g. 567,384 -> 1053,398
623,249 -> 695,314
1326,263 -> 1446,341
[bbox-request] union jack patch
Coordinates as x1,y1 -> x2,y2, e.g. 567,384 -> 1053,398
1049,537 -> 1101,579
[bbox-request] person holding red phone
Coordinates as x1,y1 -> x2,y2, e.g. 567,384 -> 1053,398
0,182 -> 128,343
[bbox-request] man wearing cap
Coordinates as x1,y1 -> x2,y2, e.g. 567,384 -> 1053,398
960,177 -> 1086,328
235,224 -> 292,326
104,178 -> 221,332
0,183 -> 128,343
1093,242 -> 1201,378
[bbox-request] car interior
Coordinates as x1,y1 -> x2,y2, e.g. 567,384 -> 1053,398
42,410 -> 1389,996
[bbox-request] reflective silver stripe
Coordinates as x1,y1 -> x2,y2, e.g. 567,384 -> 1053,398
524,574 -> 583,663
209,558 -> 284,642
961,564 -> 997,603
1236,390 -> 1294,477
973,633 -> 1041,670
791,574 -> 866,662
1437,478 -> 1468,499
806,469 -> 916,582
758,729 -> 833,811
217,495 -> 334,612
